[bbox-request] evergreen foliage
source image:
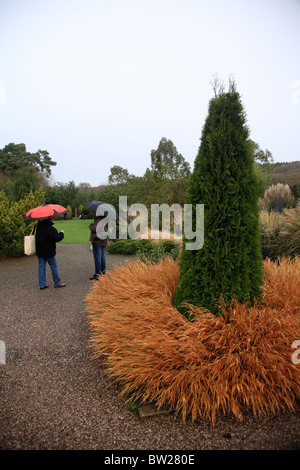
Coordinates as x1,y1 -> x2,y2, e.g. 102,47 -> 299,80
173,81 -> 263,316
0,188 -> 45,257
0,143 -> 56,178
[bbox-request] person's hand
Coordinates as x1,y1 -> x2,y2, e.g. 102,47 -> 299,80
61,230 -> 64,233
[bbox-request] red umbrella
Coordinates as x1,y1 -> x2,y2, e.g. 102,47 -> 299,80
25,204 -> 68,221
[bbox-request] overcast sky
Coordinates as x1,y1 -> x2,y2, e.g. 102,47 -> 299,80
0,0 -> 299,187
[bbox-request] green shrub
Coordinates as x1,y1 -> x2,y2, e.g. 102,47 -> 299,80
107,238 -> 152,255
66,204 -> 72,219
173,82 -> 263,317
107,238 -> 181,262
159,240 -> 178,253
0,188 -> 45,257
136,240 -> 181,264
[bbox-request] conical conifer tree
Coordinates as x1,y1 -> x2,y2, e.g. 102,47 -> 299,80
173,80 -> 263,317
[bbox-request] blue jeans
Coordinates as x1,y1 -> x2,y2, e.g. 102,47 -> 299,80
38,256 -> 61,287
92,243 -> 106,277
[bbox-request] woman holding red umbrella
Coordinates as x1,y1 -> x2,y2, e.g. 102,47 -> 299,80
36,218 -> 66,289
25,204 -> 67,289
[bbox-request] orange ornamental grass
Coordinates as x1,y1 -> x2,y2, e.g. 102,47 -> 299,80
85,256 -> 300,424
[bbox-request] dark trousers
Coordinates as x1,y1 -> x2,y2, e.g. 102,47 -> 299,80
92,243 -> 106,277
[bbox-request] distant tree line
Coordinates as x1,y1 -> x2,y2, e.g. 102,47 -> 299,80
0,137 -> 289,216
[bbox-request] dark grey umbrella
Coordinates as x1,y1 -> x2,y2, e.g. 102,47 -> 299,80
82,200 -> 118,219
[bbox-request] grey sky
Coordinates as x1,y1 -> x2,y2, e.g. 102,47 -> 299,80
0,0 -> 299,187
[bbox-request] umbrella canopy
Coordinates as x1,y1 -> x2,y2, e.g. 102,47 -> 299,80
83,200 -> 118,220
25,204 -> 68,221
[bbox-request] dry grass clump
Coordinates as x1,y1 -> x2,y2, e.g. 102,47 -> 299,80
259,183 -> 294,211
260,204 -> 300,258
85,257 -> 300,423
276,205 -> 300,257
262,257 -> 300,314
259,210 -> 283,235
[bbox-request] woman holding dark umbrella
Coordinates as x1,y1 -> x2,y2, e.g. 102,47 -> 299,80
36,217 -> 66,289
89,214 -> 109,279
83,201 -> 117,279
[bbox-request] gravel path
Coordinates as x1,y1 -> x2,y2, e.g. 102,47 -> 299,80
0,244 -> 299,451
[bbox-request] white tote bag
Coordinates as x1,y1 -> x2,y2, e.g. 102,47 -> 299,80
24,225 -> 36,256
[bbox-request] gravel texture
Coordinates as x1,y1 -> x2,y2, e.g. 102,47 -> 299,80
0,243 -> 299,451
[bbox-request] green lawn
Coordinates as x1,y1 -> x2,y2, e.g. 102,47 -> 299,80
53,219 -> 91,244
53,219 -> 126,244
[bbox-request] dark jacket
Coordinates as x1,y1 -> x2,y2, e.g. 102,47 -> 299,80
89,216 -> 109,247
36,220 -> 64,258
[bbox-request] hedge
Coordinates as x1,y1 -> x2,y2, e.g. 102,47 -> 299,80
0,188 -> 45,257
